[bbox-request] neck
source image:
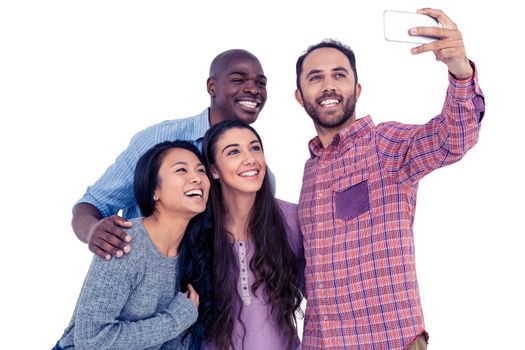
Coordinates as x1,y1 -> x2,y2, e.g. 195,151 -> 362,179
143,211 -> 190,257
315,114 -> 356,148
208,106 -> 227,126
221,190 -> 256,241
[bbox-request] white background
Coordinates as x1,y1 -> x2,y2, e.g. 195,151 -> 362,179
1,1 -> 523,349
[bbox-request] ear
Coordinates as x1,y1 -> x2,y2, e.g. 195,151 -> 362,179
355,82 -> 362,101
207,77 -> 216,97
211,165 -> 220,179
294,89 -> 304,107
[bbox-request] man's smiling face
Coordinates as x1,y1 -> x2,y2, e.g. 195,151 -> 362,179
296,47 -> 360,131
210,56 -> 267,125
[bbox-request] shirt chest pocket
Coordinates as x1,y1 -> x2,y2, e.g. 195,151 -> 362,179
333,170 -> 370,221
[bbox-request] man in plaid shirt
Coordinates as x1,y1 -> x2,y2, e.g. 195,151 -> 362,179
294,8 -> 485,350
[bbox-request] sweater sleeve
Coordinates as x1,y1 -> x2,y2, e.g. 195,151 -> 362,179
73,253 -> 198,350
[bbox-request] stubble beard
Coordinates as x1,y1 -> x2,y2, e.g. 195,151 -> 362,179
303,91 -> 357,130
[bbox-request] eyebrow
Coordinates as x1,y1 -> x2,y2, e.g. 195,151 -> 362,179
222,143 -> 239,153
228,71 -> 267,80
169,161 -> 204,168
221,140 -> 261,153
306,66 -> 349,78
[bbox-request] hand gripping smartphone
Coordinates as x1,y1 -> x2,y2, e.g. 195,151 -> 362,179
383,10 -> 440,44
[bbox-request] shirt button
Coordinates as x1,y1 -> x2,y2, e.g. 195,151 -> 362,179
317,222 -> 322,228
323,316 -> 329,321
318,192 -> 322,198
318,283 -> 324,289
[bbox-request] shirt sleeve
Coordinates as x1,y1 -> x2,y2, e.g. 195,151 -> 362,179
75,122 -> 179,218
276,198 -> 306,294
377,61 -> 485,184
72,253 -> 198,350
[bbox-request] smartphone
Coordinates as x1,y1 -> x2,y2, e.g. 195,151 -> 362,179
383,10 -> 440,44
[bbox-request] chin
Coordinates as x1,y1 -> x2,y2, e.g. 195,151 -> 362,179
249,183 -> 264,193
239,115 -> 258,125
233,110 -> 259,124
188,205 -> 206,216
236,184 -> 262,194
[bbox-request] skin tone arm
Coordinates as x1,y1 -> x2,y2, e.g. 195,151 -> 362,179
72,203 -> 132,260
410,8 -> 473,80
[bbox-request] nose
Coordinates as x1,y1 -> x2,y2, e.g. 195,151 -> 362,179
322,77 -> 336,93
243,80 -> 259,95
190,174 -> 202,184
243,156 -> 255,165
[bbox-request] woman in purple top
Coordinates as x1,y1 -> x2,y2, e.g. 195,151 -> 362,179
202,120 -> 305,350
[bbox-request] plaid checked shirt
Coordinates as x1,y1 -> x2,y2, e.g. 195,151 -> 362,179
298,68 -> 485,350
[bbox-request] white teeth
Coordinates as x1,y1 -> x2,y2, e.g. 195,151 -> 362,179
239,170 -> 258,177
239,101 -> 257,109
184,189 -> 203,197
320,99 -> 339,106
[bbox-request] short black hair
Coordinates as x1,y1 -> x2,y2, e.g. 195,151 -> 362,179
209,49 -> 260,78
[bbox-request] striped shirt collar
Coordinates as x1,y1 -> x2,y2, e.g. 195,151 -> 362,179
191,108 -> 212,141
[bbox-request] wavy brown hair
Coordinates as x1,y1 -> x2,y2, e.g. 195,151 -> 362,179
202,120 -> 304,350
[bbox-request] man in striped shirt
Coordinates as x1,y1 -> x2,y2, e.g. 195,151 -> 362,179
294,9 -> 485,350
71,49 -> 268,260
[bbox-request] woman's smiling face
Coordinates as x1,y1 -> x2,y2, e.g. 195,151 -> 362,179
211,127 -> 266,196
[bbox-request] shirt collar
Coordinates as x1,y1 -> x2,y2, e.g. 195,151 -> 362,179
190,108 -> 211,141
308,115 -> 375,158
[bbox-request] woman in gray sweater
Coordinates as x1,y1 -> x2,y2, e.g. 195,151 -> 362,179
53,140 -> 213,350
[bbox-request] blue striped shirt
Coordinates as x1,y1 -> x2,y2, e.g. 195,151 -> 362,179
77,108 -> 210,219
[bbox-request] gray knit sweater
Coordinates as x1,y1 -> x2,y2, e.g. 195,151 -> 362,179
57,217 -> 198,350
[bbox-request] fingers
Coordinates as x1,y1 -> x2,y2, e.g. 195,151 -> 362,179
409,26 -> 461,43
113,216 -> 134,230
408,9 -> 465,59
408,9 -> 472,79
90,245 -> 112,261
88,215 -> 133,260
410,36 -> 464,56
409,8 -> 461,55
186,284 -> 200,307
417,8 -> 457,30
89,237 -> 127,260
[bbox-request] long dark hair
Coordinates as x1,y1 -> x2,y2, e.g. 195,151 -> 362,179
134,140 -> 213,349
202,121 -> 303,350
